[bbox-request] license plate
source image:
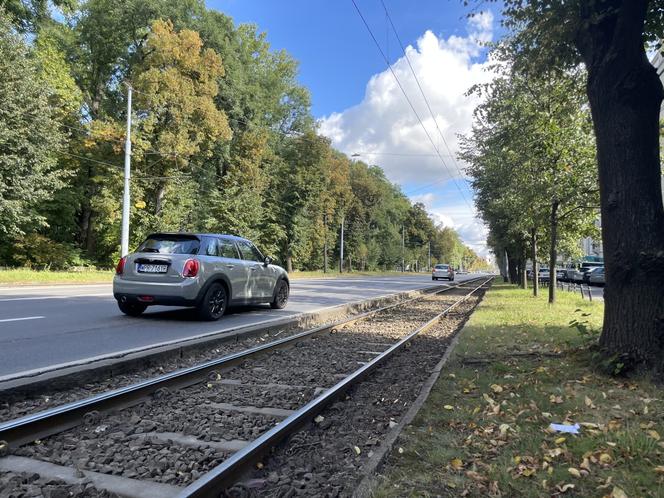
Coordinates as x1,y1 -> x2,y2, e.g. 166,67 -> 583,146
137,264 -> 168,273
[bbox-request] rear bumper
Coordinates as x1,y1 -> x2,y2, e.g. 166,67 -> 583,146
113,275 -> 202,305
114,293 -> 198,307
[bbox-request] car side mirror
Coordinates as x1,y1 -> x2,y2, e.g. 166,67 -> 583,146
264,256 -> 272,266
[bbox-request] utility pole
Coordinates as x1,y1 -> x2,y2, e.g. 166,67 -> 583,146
401,225 -> 405,272
323,213 -> 328,273
339,216 -> 344,273
120,85 -> 133,257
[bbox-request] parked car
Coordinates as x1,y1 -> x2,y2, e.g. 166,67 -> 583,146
588,266 -> 605,286
432,264 -> 455,281
113,233 -> 289,320
583,266 -> 603,285
569,262 -> 603,283
538,267 -> 550,282
555,269 -> 566,280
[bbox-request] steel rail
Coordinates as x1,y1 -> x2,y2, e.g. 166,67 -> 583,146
0,277 -> 486,451
179,277 -> 493,498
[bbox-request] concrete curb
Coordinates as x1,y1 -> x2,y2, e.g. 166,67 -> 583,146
352,284 -> 489,498
0,285 -> 443,396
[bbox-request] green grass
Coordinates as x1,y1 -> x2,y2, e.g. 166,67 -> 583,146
0,267 -> 425,286
374,283 -> 664,498
0,268 -> 114,285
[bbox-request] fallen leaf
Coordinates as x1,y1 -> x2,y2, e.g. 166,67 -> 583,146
646,430 -> 660,441
585,396 -> 595,408
491,384 -> 504,393
654,466 -> 664,474
567,468 -> 582,478
550,395 -> 563,404
599,453 -> 612,464
611,487 -> 628,498
556,484 -> 575,493
354,446 -> 361,455
398,447 -> 404,454
555,437 -> 567,445
444,405 -> 454,411
450,458 -> 463,470
314,415 -> 325,423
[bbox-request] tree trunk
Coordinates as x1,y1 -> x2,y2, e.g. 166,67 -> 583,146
520,251 -> 528,289
286,253 -> 293,273
531,228 -> 539,297
576,1 -> 664,368
507,253 -> 518,284
549,200 -> 559,304
155,183 -> 167,217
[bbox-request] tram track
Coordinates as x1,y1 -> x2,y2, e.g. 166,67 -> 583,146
0,277 -> 492,497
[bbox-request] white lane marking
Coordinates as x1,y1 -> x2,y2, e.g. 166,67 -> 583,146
0,293 -> 111,303
0,316 -> 45,323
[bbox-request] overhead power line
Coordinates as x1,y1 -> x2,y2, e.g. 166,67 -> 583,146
380,0 -> 471,186
349,0 -> 474,211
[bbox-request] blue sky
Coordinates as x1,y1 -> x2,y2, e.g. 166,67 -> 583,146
206,1 -> 502,257
208,0 -> 479,117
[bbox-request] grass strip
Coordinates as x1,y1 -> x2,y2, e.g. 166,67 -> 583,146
374,282 -> 664,498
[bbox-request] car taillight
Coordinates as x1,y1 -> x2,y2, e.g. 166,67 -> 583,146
116,256 -> 126,275
182,259 -> 200,278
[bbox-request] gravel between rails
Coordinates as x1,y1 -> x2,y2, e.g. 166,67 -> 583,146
0,285 -> 483,496
239,289 -> 487,497
0,287 -> 453,422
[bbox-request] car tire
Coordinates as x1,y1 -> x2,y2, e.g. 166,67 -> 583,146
432,277 -> 436,281
117,300 -> 147,317
197,282 -> 227,321
271,280 -> 289,309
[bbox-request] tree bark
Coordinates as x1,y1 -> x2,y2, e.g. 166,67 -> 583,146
575,0 -> 664,368
520,250 -> 528,289
531,228 -> 539,297
549,200 -> 559,304
507,253 -> 518,284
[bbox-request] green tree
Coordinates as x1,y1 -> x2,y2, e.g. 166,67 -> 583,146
0,12 -> 66,250
476,0 -> 664,371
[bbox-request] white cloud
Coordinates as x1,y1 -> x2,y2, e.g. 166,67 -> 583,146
319,11 -> 496,186
319,12 -> 497,258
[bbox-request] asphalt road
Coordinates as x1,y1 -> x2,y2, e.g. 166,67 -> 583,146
0,274 -> 481,378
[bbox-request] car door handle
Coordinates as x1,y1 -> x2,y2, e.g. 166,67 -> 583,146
224,264 -> 234,269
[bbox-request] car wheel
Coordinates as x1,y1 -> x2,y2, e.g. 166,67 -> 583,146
118,300 -> 147,317
197,283 -> 227,321
270,280 -> 289,309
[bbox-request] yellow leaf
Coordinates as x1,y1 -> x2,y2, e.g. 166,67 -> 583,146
557,484 -> 575,493
490,384 -> 503,393
555,437 -> 567,445
567,468 -> 582,478
611,487 -> 628,498
444,405 -> 454,411
513,455 -> 522,464
599,453 -> 612,464
521,468 -> 536,477
584,396 -> 595,408
646,430 -> 660,441
450,458 -> 463,470
134,200 -> 146,209
472,406 -> 481,415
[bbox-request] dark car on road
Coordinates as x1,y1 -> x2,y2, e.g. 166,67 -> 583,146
113,233 -> 289,320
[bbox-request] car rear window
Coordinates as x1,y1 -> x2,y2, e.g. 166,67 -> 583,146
435,264 -> 448,269
137,235 -> 200,255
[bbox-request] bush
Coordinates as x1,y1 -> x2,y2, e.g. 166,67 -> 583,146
10,233 -> 83,269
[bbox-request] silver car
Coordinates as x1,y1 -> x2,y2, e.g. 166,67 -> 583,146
432,264 -> 455,281
113,233 -> 289,320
